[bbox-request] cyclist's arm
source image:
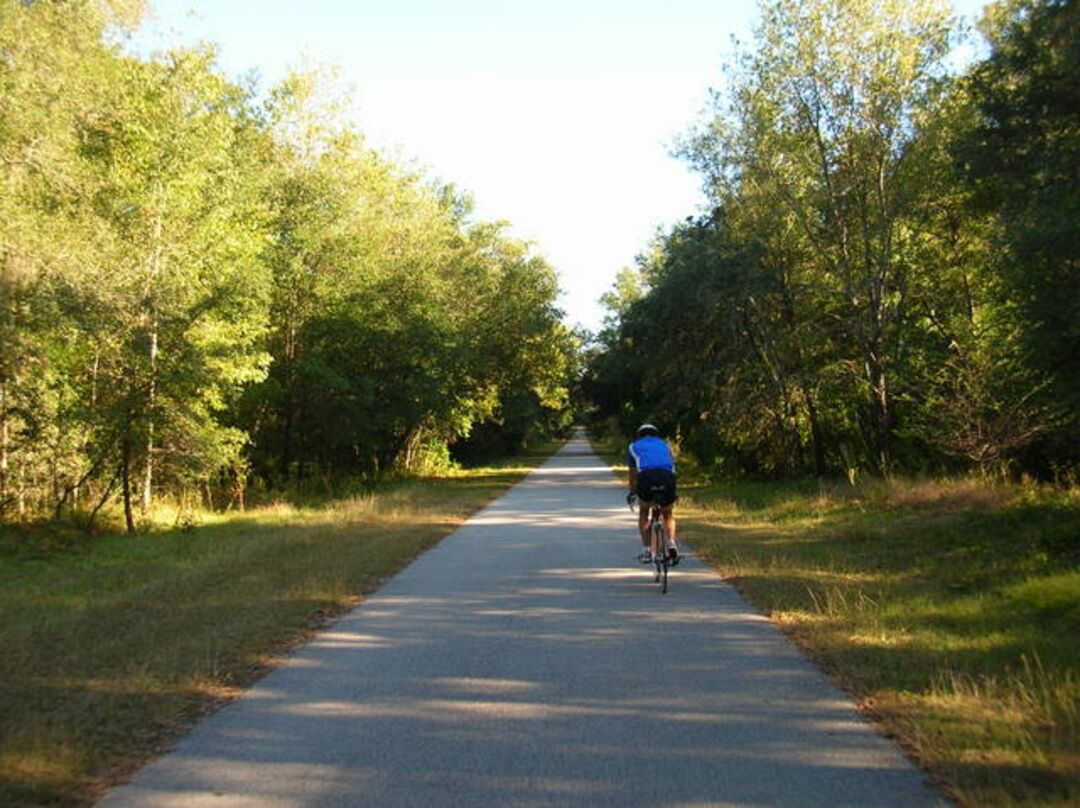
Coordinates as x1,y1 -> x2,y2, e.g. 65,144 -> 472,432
627,465 -> 638,492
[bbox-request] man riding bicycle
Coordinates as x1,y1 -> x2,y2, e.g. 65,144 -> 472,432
626,423 -> 678,564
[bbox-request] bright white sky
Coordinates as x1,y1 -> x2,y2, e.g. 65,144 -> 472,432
133,0 -> 989,332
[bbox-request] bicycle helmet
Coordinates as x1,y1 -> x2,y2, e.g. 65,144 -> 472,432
636,423 -> 660,437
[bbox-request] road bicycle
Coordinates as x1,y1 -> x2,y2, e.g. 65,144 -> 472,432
628,493 -> 675,594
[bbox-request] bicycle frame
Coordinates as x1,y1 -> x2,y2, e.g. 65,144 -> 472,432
630,496 -> 671,594
630,492 -> 669,591
648,503 -> 671,593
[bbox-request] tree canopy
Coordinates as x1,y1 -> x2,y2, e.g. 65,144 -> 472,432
0,0 -> 576,528
586,0 -> 1078,481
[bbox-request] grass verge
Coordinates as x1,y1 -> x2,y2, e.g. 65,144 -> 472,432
681,476 -> 1078,807
0,444 -> 559,806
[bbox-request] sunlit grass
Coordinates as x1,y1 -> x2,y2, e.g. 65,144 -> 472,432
0,444 -> 558,806
675,473 -> 1079,807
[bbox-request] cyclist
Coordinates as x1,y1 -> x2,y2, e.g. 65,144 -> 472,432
626,423 -> 678,564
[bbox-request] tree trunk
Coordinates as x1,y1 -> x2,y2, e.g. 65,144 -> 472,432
280,322 -> 296,481
873,365 -> 892,475
16,457 -> 26,520
801,381 -> 827,477
142,202 -> 164,512
863,347 -> 892,476
0,380 -> 8,515
142,324 -> 157,511
122,429 -> 136,534
90,463 -> 121,530
139,202 -> 164,514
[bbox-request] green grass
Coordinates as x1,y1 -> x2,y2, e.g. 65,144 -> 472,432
679,475 -> 1079,807
0,446 -> 558,807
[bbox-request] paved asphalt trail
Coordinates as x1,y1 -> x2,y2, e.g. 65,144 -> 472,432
103,432 -> 945,807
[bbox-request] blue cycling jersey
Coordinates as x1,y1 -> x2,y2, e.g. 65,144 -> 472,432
627,435 -> 675,472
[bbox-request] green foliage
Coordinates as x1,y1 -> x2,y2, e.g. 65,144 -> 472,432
244,96 -> 574,482
77,48 -> 273,528
586,0 -> 1077,481
0,0 -> 132,519
958,0 -> 1080,471
0,4 -> 576,527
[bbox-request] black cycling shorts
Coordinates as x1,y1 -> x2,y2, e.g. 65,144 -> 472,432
635,468 -> 677,506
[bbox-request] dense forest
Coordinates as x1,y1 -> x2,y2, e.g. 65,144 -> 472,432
4,0 -> 1077,536
0,0 -> 577,531
585,0 -> 1078,481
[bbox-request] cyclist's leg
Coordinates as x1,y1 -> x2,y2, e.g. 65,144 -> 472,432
651,508 -> 664,557
658,469 -> 678,557
661,505 -> 676,543
637,500 -> 651,548
635,497 -> 653,561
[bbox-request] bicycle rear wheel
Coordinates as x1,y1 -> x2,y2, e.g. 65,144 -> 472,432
651,520 -> 668,593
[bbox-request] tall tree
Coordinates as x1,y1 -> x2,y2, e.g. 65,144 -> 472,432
0,0 -> 144,517
78,48 -> 271,530
684,0 -> 955,473
958,0 -> 1080,470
